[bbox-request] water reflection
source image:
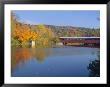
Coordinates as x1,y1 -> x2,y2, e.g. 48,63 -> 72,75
11,47 -> 100,77
11,48 -> 52,71
32,48 -> 52,62
11,48 -> 32,70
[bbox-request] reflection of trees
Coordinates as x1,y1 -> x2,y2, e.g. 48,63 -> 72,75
32,49 -> 46,62
32,48 -> 52,63
11,48 -> 52,70
11,48 -> 32,70
87,51 -> 100,77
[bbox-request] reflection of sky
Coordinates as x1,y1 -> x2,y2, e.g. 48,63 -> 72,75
12,47 -> 99,77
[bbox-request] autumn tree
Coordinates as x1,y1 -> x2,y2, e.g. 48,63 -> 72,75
12,24 -> 38,47
34,24 -> 55,47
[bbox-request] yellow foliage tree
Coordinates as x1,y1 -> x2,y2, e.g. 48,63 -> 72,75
35,24 -> 55,47
13,25 -> 38,43
11,13 -> 55,48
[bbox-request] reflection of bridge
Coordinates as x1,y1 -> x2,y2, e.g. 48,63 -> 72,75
59,37 -> 100,47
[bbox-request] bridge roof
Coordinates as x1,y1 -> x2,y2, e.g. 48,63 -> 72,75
59,37 -> 100,39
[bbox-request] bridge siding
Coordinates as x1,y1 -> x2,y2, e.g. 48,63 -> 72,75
59,37 -> 100,45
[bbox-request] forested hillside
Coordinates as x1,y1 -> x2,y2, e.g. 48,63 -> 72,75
11,13 -> 100,48
22,24 -> 100,37
45,25 -> 100,37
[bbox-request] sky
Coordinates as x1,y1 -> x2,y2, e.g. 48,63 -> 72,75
13,10 -> 100,28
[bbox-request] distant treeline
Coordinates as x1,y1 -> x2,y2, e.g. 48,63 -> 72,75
45,25 -> 100,37
11,12 -> 100,48
20,24 -> 100,37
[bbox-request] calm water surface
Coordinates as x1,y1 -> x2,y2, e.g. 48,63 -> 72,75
11,46 -> 99,77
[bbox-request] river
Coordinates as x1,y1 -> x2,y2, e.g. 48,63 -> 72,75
11,46 -> 100,77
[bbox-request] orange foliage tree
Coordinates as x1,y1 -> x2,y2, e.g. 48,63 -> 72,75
13,25 -> 38,43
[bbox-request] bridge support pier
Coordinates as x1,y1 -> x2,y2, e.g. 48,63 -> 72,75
63,42 -> 67,45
